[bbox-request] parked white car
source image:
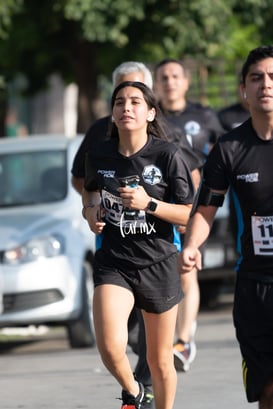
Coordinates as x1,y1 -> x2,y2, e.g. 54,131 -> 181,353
0,135 -> 96,348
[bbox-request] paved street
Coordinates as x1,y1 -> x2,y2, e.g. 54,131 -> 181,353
0,295 -> 256,409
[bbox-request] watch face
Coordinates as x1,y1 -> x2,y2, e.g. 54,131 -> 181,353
148,200 -> 157,212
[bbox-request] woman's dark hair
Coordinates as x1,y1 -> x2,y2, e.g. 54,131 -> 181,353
110,81 -> 168,140
241,45 -> 273,84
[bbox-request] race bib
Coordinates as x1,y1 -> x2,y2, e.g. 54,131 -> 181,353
101,189 -> 156,237
251,215 -> 273,256
101,189 -> 147,227
101,190 -> 123,225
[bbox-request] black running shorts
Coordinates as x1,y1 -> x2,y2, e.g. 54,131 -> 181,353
93,253 -> 183,314
233,274 -> 273,402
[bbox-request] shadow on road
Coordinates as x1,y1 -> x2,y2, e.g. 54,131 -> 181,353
0,328 -> 71,355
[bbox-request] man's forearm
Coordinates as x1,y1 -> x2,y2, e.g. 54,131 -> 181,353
184,206 -> 217,249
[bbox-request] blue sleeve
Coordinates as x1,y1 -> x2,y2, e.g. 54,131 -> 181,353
173,226 -> 182,252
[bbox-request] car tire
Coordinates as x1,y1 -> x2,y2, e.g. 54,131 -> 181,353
66,262 -> 96,348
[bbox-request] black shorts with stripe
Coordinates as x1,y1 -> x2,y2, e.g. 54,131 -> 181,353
233,274 -> 273,402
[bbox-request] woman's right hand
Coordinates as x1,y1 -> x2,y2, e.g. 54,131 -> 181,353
85,205 -> 106,234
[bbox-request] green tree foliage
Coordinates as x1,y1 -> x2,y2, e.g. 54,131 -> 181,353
0,0 -> 23,39
0,0 -> 272,133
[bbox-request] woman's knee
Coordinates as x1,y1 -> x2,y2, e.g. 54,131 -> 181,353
98,336 -> 127,364
147,350 -> 174,377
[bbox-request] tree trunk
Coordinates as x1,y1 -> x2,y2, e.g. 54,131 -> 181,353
73,41 -> 108,134
0,90 -> 7,137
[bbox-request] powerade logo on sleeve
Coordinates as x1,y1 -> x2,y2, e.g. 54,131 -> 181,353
237,173 -> 259,183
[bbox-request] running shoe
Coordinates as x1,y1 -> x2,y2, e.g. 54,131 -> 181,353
121,382 -> 145,409
142,386 -> 154,409
173,339 -> 197,372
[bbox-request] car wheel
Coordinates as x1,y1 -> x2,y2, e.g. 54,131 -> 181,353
66,262 -> 95,348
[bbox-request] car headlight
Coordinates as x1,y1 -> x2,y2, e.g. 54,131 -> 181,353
3,235 -> 65,265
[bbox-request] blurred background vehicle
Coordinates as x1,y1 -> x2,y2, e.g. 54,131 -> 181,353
0,135 -> 96,348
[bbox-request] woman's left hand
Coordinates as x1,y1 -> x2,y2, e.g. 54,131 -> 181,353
118,185 -> 150,211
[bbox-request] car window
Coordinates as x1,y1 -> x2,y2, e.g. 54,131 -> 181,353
0,149 -> 67,207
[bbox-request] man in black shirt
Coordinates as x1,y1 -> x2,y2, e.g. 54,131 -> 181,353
180,45 -> 273,408
154,58 -> 224,372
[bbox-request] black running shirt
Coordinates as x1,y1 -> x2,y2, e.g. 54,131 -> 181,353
203,119 -> 273,275
71,115 -> 200,178
85,135 -> 194,269
218,103 -> 250,132
159,100 -> 224,165
71,116 -> 111,178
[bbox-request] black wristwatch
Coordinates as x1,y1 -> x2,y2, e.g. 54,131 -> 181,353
147,198 -> 158,213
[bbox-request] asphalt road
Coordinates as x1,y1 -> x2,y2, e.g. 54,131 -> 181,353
0,294 -> 254,409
